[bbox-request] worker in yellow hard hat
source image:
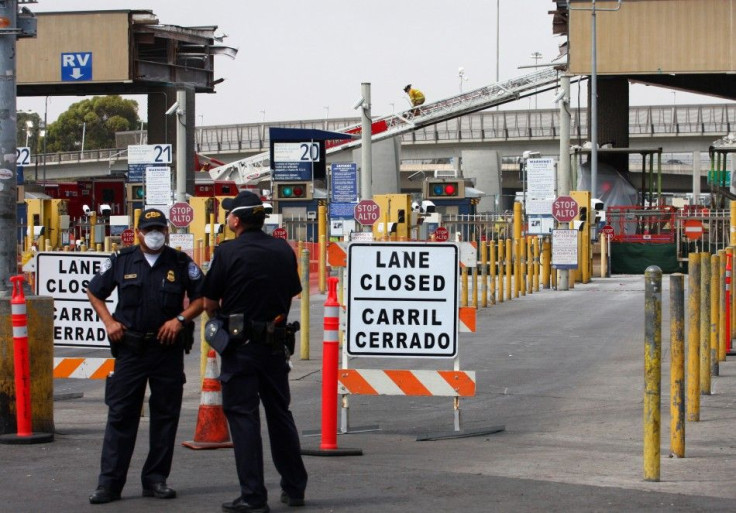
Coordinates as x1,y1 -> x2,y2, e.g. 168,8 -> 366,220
403,84 -> 425,116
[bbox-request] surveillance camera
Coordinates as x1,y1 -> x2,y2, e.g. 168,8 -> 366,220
99,204 -> 112,216
165,101 -> 180,116
353,97 -> 365,110
82,204 -> 91,215
421,200 -> 436,214
263,202 -> 273,215
553,90 -> 566,103
411,201 -> 421,213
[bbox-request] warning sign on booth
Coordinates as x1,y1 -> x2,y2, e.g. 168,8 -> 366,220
35,252 -> 118,348
346,242 -> 458,358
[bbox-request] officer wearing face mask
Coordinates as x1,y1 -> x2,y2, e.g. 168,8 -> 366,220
86,208 -> 204,505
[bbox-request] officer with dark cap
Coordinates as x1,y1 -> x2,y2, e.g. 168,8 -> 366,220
202,191 -> 307,513
86,208 -> 204,504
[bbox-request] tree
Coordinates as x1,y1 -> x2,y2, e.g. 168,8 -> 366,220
45,95 -> 140,152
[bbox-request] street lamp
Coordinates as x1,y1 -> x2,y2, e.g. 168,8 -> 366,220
458,67 -> 468,94
24,120 -> 33,147
530,52 -> 542,108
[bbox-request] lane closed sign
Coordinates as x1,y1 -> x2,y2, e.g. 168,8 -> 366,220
346,242 -> 458,358
35,252 -> 117,348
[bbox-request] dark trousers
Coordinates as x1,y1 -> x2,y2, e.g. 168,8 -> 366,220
221,345 -> 308,505
98,343 -> 185,492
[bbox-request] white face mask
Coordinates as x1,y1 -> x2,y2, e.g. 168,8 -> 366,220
143,230 -> 166,251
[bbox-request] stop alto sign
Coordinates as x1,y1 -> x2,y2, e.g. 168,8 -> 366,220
354,199 -> 381,225
169,202 -> 195,228
551,195 -> 579,222
272,227 -> 288,239
434,226 -> 449,242
121,228 -> 135,246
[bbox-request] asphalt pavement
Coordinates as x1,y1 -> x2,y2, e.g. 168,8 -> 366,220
3,274 -> 736,512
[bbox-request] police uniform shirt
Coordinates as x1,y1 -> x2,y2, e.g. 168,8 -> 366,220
89,245 -> 204,333
202,230 -> 301,321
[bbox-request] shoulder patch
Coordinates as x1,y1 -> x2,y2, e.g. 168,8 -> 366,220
188,262 -> 202,280
99,257 -> 112,275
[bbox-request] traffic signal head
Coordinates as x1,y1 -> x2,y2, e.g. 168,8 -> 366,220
424,179 -> 465,200
128,184 -> 144,200
275,182 -> 312,201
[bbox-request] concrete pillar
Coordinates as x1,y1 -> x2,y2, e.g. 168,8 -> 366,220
595,77 -> 630,184
0,297 -> 55,434
692,150 -> 701,204
148,86 -> 196,198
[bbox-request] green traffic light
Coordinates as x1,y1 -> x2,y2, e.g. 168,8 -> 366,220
282,186 -> 294,197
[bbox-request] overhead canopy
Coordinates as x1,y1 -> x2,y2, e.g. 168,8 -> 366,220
269,127 -> 355,141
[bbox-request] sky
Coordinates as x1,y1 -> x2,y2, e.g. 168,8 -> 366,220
16,0 -> 731,127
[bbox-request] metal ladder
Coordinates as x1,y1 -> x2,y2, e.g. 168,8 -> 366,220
208,67 -> 562,184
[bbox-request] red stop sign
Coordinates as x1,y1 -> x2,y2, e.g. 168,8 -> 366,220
272,227 -> 288,239
434,226 -> 449,242
601,225 -> 614,238
169,202 -> 194,228
121,228 -> 135,246
354,199 -> 381,225
552,195 -> 579,222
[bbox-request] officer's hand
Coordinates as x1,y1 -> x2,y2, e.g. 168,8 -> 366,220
157,318 -> 182,345
106,320 -> 125,343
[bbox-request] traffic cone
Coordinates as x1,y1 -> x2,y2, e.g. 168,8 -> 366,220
182,350 -> 233,450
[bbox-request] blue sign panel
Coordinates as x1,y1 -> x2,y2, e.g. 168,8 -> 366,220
127,164 -> 147,182
61,52 -> 92,81
272,142 -> 320,181
330,163 -> 358,203
329,202 -> 358,219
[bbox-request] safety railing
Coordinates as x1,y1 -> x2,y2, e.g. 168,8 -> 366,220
606,207 -> 677,244
675,207 -> 731,262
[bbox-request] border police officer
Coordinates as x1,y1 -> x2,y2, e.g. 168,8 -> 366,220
86,208 -> 204,504
202,191 -> 307,513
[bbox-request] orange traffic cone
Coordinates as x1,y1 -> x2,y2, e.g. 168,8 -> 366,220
182,350 -> 233,450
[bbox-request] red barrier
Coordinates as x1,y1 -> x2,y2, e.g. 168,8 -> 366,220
0,276 -> 53,444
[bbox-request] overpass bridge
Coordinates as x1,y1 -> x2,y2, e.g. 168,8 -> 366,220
27,102 -> 735,195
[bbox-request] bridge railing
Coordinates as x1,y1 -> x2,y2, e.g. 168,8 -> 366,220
34,104 -> 736,165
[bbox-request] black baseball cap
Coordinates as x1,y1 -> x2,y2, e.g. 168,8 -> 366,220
222,191 -> 264,214
138,208 -> 168,230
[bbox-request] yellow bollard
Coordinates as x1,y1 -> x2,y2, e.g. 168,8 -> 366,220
643,266 -> 662,482
700,253 -> 711,395
533,237 -> 540,292
542,237 -> 551,289
490,241 -> 497,305
318,205 -> 327,293
497,240 -> 504,304
711,253 -> 720,377
460,266 -> 468,307
601,232 -> 608,278
505,239 -> 512,301
687,252 -> 701,421
520,236 -> 527,296
514,238 -> 521,298
481,241 -> 488,308
670,274 -> 685,458
526,236 -> 533,294
719,249 -> 727,362
472,263 -> 478,309
300,248 -> 310,360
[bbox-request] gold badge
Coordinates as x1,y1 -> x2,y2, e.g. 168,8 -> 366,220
167,270 -> 175,282
124,273 -> 137,279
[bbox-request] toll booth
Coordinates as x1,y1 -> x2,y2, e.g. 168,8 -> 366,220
25,198 -> 70,249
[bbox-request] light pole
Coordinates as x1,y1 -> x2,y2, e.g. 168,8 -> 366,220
259,110 -> 266,144
323,106 -> 329,129
458,67 -> 469,94
24,120 -> 32,147
530,52 -> 542,108
80,121 -> 86,154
